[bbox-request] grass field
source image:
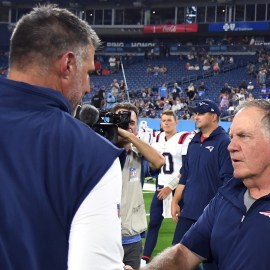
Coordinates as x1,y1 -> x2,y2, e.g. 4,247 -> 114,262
142,186 -> 176,258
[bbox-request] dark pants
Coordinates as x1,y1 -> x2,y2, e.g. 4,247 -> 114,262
173,215 -> 218,270
123,240 -> 142,270
143,189 -> 164,258
172,215 -> 195,245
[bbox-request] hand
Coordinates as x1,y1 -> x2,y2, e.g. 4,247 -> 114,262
117,127 -> 133,146
171,200 -> 181,224
157,186 -> 172,200
124,265 -> 134,270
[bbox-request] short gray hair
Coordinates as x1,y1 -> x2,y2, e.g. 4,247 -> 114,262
9,4 -> 101,71
238,99 -> 270,138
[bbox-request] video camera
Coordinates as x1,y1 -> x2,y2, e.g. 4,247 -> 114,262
78,104 -> 131,145
92,111 -> 131,145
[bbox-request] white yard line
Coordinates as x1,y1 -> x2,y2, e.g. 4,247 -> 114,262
143,183 -> 156,192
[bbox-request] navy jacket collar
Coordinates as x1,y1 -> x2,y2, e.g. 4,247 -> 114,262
0,77 -> 71,113
193,126 -> 226,142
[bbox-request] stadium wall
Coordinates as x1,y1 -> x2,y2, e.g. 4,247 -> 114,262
139,118 -> 231,133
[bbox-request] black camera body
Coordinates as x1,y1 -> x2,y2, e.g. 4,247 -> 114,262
92,111 -> 131,144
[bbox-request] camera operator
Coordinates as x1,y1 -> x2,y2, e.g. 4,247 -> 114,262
111,102 -> 165,270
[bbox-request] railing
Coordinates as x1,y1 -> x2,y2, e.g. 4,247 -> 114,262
95,44 -> 261,56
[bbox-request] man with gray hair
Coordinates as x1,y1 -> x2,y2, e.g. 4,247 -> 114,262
141,100 -> 270,269
0,5 -> 126,270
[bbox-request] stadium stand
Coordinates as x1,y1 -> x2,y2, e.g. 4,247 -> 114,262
1,1 -> 270,121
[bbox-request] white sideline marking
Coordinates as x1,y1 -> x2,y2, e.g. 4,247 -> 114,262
143,183 -> 156,192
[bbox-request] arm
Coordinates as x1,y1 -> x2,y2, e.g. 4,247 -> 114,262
157,174 -> 180,200
171,183 -> 185,223
118,127 -> 165,170
68,159 -> 124,270
171,152 -> 189,222
167,174 -> 180,190
140,243 -> 202,270
144,193 -> 217,270
218,139 -> 234,184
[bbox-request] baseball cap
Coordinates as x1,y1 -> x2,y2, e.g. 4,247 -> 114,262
188,99 -> 221,116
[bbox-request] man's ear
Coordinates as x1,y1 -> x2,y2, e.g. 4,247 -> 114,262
60,52 -> 76,79
213,114 -> 219,122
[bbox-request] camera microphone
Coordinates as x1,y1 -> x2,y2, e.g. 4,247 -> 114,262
79,104 -> 100,126
78,105 -> 130,145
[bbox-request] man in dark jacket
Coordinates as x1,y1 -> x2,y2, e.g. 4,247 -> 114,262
0,5 -> 126,270
141,100 -> 270,270
171,99 -> 233,270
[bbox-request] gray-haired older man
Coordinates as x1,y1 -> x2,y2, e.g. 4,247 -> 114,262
141,100 -> 270,270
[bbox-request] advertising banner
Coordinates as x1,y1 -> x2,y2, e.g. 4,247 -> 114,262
143,24 -> 198,34
209,22 -> 270,32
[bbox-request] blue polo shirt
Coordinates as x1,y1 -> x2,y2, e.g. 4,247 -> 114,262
182,178 -> 270,269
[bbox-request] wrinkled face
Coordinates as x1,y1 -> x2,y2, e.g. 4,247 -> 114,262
228,107 -> 270,180
65,46 -> 94,113
161,114 -> 177,133
115,108 -> 137,135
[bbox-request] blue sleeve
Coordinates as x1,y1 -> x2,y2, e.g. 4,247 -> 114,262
181,195 -> 219,259
179,154 -> 188,185
141,158 -> 150,187
218,139 -> 234,184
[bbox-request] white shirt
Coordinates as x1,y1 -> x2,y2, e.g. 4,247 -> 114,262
152,132 -> 193,186
68,159 -> 124,270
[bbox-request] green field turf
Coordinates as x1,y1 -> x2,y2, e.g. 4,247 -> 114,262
142,190 -> 176,258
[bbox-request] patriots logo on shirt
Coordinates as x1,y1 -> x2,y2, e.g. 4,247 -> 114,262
259,211 -> 270,218
205,146 -> 214,152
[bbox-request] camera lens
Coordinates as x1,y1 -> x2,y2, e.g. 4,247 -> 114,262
92,123 -> 118,145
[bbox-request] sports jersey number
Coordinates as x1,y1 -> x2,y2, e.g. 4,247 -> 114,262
162,152 -> 174,174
